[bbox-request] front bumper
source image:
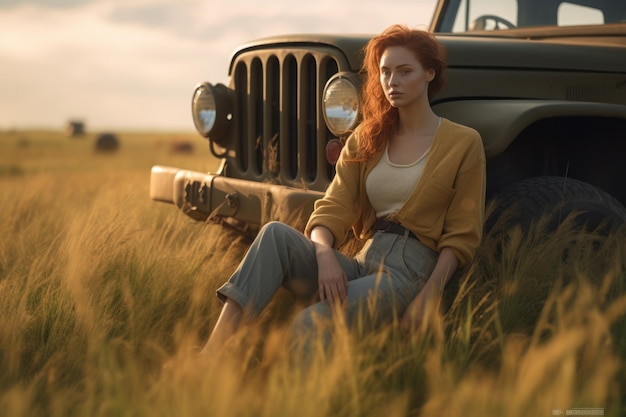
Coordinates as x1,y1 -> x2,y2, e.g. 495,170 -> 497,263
150,166 -> 324,231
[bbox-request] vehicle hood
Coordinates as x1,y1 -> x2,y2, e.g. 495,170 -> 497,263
231,30 -> 626,75
439,33 -> 626,74
230,34 -> 371,72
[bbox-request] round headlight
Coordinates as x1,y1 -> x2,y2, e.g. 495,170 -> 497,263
322,73 -> 361,137
192,82 -> 233,145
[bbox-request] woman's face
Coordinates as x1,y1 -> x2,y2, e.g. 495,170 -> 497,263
379,45 -> 434,108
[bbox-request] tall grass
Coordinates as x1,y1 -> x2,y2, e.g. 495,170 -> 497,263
0,130 -> 624,416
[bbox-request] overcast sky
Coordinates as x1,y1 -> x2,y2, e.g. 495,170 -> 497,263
0,0 -> 436,131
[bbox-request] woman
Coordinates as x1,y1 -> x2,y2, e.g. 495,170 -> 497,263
200,24 -> 486,355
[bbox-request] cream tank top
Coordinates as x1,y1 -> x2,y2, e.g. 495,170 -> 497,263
366,145 -> 430,219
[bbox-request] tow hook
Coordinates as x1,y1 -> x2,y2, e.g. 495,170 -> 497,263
225,192 -> 239,208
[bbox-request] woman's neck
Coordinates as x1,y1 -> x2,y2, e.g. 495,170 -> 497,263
395,93 -> 438,133
397,105 -> 440,137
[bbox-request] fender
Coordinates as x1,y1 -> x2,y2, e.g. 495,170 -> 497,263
432,99 -> 626,158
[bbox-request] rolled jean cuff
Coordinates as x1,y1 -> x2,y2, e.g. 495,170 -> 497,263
216,282 -> 257,317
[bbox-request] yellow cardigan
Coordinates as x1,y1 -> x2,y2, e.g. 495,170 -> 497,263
305,118 -> 486,267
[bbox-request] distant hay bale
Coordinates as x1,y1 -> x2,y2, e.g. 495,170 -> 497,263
95,132 -> 120,153
169,140 -> 194,154
17,137 -> 30,148
66,120 -> 86,137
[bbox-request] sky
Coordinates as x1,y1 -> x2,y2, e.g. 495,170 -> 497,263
0,0 -> 436,132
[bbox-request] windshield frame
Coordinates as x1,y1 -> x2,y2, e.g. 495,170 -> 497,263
430,0 -> 626,35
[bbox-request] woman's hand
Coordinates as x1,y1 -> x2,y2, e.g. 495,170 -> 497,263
401,247 -> 459,330
309,225 -> 348,305
401,283 -> 440,330
314,244 -> 348,305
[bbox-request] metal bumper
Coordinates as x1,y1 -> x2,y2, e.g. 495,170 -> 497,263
150,165 -> 324,230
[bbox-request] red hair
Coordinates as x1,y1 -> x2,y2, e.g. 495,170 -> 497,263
356,25 -> 447,159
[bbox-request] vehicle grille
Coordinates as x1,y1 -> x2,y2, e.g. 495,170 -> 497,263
229,47 -> 350,191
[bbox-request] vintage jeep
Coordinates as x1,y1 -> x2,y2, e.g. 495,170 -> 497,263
150,0 -> 626,236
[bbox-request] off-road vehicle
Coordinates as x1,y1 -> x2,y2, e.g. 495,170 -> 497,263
150,0 -> 626,236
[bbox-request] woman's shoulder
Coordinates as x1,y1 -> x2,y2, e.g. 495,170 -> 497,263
344,128 -> 360,148
341,126 -> 382,159
438,118 -> 483,151
436,118 -> 485,165
440,118 -> 481,141
337,130 -> 360,162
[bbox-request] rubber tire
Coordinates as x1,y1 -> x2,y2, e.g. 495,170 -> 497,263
485,176 -> 626,235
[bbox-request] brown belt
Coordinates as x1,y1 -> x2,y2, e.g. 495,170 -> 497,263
373,220 -> 418,240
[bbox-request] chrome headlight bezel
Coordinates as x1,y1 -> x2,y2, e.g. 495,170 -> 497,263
191,82 -> 233,145
322,72 -> 361,137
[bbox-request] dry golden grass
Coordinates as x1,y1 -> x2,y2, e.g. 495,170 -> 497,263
0,129 -> 624,416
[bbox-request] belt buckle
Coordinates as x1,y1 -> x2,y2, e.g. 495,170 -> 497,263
377,220 -> 394,233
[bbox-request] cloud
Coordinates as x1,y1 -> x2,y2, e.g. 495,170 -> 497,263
107,0 -> 206,40
105,0 -> 434,45
0,0 -> 436,130
0,0 -> 92,9
0,1 -> 214,130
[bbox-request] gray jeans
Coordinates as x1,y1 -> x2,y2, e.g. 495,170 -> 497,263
217,221 -> 438,337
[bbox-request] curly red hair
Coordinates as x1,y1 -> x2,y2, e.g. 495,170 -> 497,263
356,25 -> 447,159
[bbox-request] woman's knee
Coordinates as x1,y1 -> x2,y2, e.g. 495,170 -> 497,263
290,304 -> 330,336
289,304 -> 332,353
258,221 -> 297,244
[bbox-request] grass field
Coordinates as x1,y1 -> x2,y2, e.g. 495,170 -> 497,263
1,129 -> 625,416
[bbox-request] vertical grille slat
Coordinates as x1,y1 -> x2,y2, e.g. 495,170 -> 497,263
234,62 -> 248,172
321,58 -> 339,181
251,58 -> 263,175
282,55 -> 298,180
302,55 -> 318,182
232,48 -> 344,190
265,57 -> 280,177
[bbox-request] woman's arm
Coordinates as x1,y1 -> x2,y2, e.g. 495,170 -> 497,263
310,225 -> 348,305
304,132 -> 363,247
401,247 -> 458,330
